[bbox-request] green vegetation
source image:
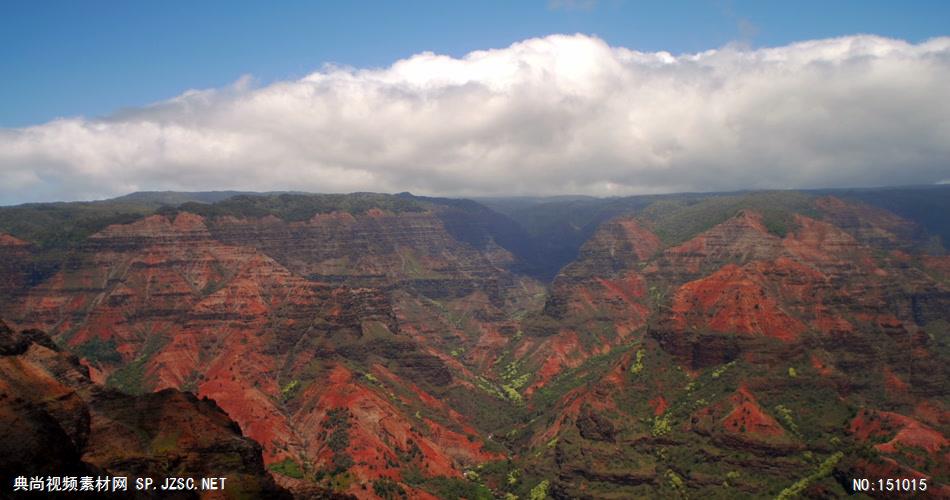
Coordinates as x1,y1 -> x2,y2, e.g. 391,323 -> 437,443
326,413 -> 349,450
500,384 -> 524,405
107,335 -> 167,395
776,452 -> 844,500
463,470 -> 481,482
280,379 -> 301,402
412,476 -> 493,500
532,347 -> 628,412
372,479 -> 407,499
322,408 -> 354,474
442,385 -> 522,436
666,470 -> 686,497
268,458 -> 304,479
165,192 -> 428,221
497,359 -> 531,405
725,470 -> 741,486
774,405 -> 799,435
361,320 -> 395,339
0,192 -> 433,249
472,368 -> 527,406
0,200 -> 154,248
641,191 -> 818,244
474,375 -> 506,400
501,360 -> 530,389
710,360 -> 735,378
528,480 -> 550,500
923,320 -> 950,358
652,413 -> 673,437
74,337 -> 122,365
630,349 -> 645,375
325,471 -> 354,492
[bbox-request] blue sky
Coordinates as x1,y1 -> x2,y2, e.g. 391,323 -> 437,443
1,1 -> 948,203
2,0 -> 949,127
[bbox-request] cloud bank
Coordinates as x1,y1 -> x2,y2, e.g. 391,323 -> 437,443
2,34 -> 950,204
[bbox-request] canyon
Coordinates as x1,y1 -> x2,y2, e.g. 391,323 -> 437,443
0,188 -> 947,498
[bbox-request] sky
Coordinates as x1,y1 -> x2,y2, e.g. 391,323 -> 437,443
1,1 -> 949,204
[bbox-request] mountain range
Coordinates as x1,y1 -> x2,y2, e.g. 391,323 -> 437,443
0,186 -> 947,498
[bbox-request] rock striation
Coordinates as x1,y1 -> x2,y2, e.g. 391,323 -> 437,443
0,320 -> 290,498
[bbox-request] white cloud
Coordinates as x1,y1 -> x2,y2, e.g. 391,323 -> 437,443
2,33 -> 950,204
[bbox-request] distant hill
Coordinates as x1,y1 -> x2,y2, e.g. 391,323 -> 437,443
814,185 -> 950,251
108,190 -> 255,206
480,185 -> 950,280
1,185 -> 946,279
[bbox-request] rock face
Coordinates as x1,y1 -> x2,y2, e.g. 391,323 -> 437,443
0,233 -> 32,306
0,320 -> 290,498
669,263 -> 808,342
815,195 -> 929,251
512,196 -> 949,498
2,191 -> 948,499
7,200 -> 533,498
512,219 -> 660,394
207,211 -> 512,290
647,210 -> 785,282
543,218 -> 660,321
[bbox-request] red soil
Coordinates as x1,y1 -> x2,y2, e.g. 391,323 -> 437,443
782,215 -> 863,266
614,218 -> 662,261
660,210 -> 782,275
809,354 -> 834,377
721,387 -> 787,437
289,363 -> 499,497
0,233 -> 29,246
649,396 -> 669,416
671,264 -> 806,341
883,367 -> 911,395
850,409 -> 948,456
525,331 -> 586,395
